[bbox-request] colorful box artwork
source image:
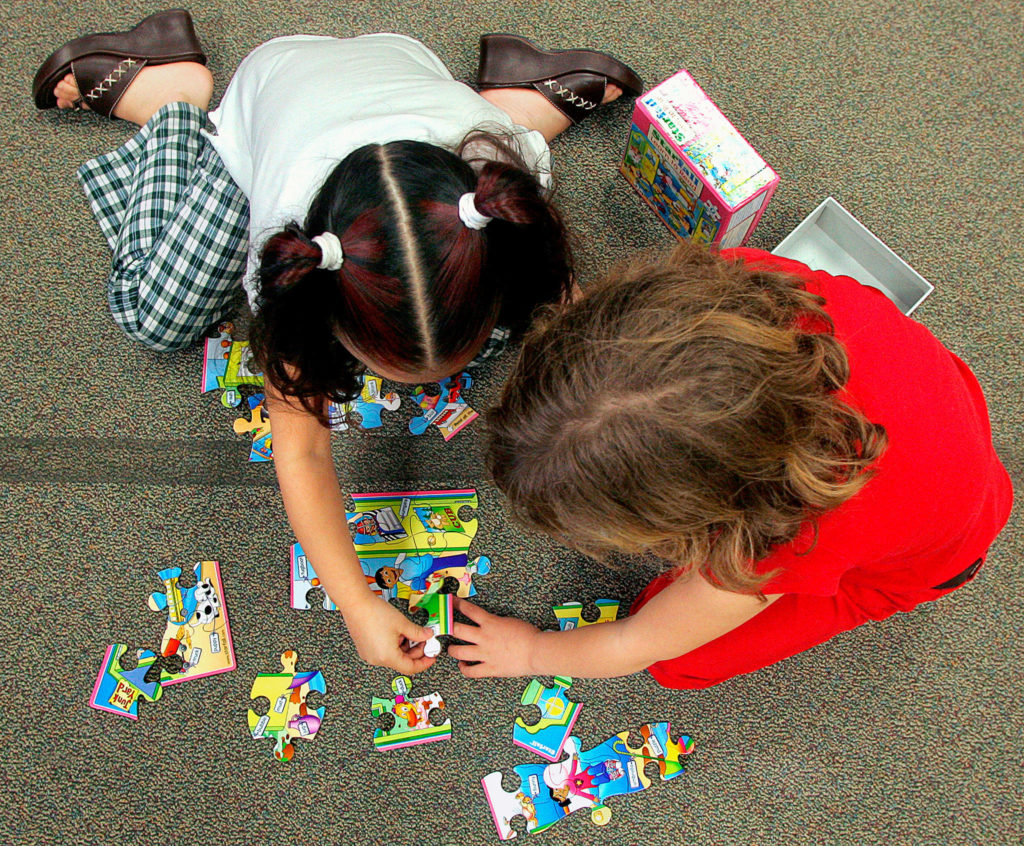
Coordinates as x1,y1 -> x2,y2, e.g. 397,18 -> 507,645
622,70 -> 779,248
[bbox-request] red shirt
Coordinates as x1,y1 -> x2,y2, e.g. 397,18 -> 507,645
722,248 -> 1013,597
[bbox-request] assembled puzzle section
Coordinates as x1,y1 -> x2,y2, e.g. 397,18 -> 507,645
248,650 -> 326,762
513,676 -> 582,761
372,675 -> 452,751
622,70 -> 778,248
483,722 -> 694,839
553,600 -> 619,631
409,372 -> 478,440
291,541 -> 492,610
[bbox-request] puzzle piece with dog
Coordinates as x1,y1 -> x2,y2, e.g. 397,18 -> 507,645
371,675 -> 451,751
147,561 -> 236,684
513,676 -> 582,762
553,600 -> 620,631
408,372 -> 478,440
482,723 -> 694,839
248,650 -> 326,762
328,374 -> 401,431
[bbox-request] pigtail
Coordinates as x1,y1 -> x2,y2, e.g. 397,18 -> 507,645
470,161 -> 574,334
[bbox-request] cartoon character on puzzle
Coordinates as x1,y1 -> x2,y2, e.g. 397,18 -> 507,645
482,724 -> 694,839
147,561 -> 236,683
202,321 -> 264,408
408,371 -> 478,440
328,374 -> 401,431
247,650 -> 326,762
232,393 -> 273,462
347,489 -> 481,558
371,675 -> 451,751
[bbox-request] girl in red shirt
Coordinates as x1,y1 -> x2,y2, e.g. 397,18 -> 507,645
451,242 -> 1013,688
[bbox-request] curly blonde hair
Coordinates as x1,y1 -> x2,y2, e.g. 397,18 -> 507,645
486,241 -> 888,593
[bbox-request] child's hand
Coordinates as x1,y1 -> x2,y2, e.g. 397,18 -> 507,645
449,598 -> 540,678
344,594 -> 437,675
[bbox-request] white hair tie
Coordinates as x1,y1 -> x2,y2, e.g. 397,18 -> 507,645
312,232 -> 344,271
458,192 -> 492,230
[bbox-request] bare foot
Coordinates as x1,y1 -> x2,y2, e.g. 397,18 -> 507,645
53,61 -> 213,125
481,83 -> 624,143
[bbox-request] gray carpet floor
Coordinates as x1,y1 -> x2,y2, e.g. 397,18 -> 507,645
2,1 -> 1021,844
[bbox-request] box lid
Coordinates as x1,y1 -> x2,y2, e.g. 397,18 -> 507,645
641,71 -> 777,205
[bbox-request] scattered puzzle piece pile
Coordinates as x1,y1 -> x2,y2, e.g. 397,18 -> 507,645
483,722 -> 694,839
247,650 -> 326,762
372,675 -> 451,751
90,561 -> 236,719
409,372 -> 478,440
513,676 -> 582,761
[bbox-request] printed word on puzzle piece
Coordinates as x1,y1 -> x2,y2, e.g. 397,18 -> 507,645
90,645 -> 164,719
408,371 -> 478,440
329,375 -> 401,431
372,675 -> 451,751
513,676 -> 582,761
148,561 -> 237,684
553,600 -> 620,631
248,650 -> 326,762
482,722 -> 695,839
232,394 -> 273,462
201,321 -> 264,408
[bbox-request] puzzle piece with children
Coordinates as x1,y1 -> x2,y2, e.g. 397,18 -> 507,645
247,650 -> 327,762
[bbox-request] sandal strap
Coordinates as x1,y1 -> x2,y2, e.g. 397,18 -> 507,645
533,72 -> 606,125
71,54 -> 147,118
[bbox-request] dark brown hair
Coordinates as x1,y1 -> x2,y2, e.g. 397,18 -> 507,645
486,241 -> 888,593
250,135 -> 573,422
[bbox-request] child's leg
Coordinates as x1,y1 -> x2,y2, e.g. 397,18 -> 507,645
58,63 -> 247,351
632,559 -> 987,689
78,103 -> 249,350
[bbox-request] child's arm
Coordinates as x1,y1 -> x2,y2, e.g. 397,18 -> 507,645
266,384 -> 435,674
449,571 -> 783,679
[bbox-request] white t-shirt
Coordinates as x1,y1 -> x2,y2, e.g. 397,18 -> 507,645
205,34 -> 552,306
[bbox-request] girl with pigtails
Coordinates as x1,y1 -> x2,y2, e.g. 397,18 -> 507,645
34,11 -> 643,673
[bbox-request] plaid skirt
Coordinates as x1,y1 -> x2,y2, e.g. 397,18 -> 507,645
78,101 -> 509,362
78,102 -> 249,351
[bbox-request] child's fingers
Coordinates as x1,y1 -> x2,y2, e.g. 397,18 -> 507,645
401,620 -> 436,643
446,643 -> 478,663
454,597 -> 490,624
451,621 -> 481,643
391,652 -> 436,675
459,660 -> 490,679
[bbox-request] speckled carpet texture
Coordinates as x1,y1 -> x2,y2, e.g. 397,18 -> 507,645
2,1 -> 1021,843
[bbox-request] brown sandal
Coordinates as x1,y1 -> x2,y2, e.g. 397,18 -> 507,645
477,33 -> 643,125
32,8 -> 206,118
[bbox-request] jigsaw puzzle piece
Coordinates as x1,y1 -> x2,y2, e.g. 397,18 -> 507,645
232,394 -> 273,462
410,581 -> 454,657
248,650 -> 326,762
553,599 -> 620,631
347,489 -> 481,557
147,561 -> 236,684
90,644 -> 164,720
407,372 -> 478,440
290,542 -> 338,610
604,721 -> 694,787
371,675 -> 451,750
352,375 -> 400,428
513,676 -> 582,761
482,737 -> 602,840
202,322 -> 234,393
